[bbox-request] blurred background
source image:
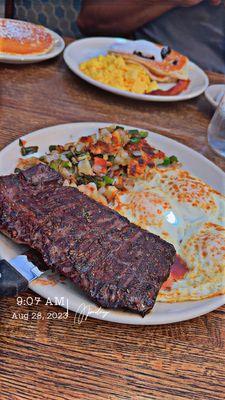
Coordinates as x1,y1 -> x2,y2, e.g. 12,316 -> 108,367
1,0 -> 225,73
1,0 -> 82,37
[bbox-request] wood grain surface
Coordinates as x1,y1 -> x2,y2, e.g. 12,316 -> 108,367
0,39 -> 225,400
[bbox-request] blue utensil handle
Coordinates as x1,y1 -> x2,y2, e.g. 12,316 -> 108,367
0,259 -> 28,297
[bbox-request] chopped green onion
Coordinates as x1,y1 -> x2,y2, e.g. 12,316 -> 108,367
49,145 -> 57,152
108,155 -> 115,162
115,126 -> 124,130
77,175 -> 101,187
49,161 -> 58,171
161,157 -> 170,166
130,137 -> 141,144
97,180 -> 105,188
61,160 -> 72,168
160,155 -> 178,166
65,151 -> 73,160
139,131 -> 148,138
14,168 -> 21,173
74,150 -> 85,156
128,129 -> 148,139
21,146 -> 39,156
103,175 -> 114,185
169,155 -> 178,164
128,129 -> 139,136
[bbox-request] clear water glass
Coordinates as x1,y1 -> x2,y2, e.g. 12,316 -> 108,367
208,92 -> 225,157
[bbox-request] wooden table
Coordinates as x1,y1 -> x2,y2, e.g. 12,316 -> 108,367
0,43 -> 225,400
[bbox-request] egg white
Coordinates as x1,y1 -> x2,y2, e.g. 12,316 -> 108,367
146,165 -> 225,226
114,182 -> 184,251
112,164 -> 225,302
158,222 -> 225,302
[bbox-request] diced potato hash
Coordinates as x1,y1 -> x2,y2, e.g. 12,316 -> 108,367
17,125 -> 178,205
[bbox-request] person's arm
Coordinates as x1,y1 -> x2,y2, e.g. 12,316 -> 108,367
77,0 -> 177,36
77,0 -> 210,36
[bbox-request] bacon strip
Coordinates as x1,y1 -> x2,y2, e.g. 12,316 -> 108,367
150,80 -> 190,96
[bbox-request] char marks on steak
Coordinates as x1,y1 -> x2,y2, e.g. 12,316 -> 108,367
0,164 -> 176,315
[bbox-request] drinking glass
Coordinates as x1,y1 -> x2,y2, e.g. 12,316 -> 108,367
208,92 -> 225,157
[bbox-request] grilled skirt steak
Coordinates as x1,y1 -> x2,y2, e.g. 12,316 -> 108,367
0,164 -> 176,315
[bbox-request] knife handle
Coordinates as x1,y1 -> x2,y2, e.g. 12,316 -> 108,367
0,259 -> 28,297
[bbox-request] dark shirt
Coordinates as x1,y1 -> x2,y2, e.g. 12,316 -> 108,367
135,2 -> 225,73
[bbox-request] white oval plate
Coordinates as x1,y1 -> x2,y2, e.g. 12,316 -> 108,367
205,84 -> 225,108
0,122 -> 224,325
0,27 -> 65,64
63,37 -> 209,102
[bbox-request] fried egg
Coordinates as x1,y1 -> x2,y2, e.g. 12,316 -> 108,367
112,165 -> 225,302
114,183 -> 184,250
158,222 -> 225,301
146,166 -> 225,226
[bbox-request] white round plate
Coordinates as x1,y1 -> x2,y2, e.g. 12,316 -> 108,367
0,27 -> 65,64
0,122 -> 224,325
63,37 -> 209,102
205,84 -> 225,108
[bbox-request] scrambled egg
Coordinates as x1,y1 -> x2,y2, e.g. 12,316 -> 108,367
80,54 -> 158,94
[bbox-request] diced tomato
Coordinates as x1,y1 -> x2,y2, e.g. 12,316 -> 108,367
150,80 -> 190,96
93,157 -> 107,174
